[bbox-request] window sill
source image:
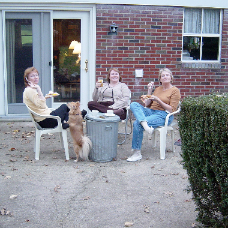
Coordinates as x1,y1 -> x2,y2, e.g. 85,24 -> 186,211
181,62 -> 221,69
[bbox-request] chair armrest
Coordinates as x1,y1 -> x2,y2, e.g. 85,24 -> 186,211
26,105 -> 62,127
164,102 -> 181,127
34,113 -> 62,126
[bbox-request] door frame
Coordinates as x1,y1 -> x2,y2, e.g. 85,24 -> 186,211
52,10 -> 95,111
4,11 -> 52,114
1,4 -> 96,117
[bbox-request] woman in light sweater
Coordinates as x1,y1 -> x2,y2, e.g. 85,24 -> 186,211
127,68 -> 181,162
88,68 -> 131,120
23,66 -> 86,129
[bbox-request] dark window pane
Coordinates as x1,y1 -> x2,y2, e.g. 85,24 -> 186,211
182,36 -> 201,60
6,19 -> 33,103
202,37 -> 219,60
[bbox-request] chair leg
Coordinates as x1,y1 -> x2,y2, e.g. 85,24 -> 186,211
62,130 -> 69,160
171,129 -> 175,152
159,128 -> 167,160
59,132 -> 64,148
35,130 -> 41,160
118,119 -> 127,145
118,113 -> 132,145
151,130 -> 156,148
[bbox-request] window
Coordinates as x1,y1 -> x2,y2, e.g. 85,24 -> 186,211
182,8 -> 222,61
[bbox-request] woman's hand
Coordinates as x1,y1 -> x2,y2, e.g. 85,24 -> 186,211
147,81 -> 154,95
44,94 -> 52,99
28,81 -> 41,91
148,95 -> 158,101
95,81 -> 102,88
150,95 -> 173,113
28,81 -> 46,100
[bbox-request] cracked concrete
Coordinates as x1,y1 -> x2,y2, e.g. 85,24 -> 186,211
0,120 -> 199,228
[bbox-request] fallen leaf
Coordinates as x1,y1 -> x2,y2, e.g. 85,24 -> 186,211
144,205 -> 150,213
0,208 -> 12,216
4,176 -> 11,179
125,221 -> 134,227
23,156 -> 30,161
54,185 -> 61,192
10,194 -> 18,199
12,129 -> 20,133
171,173 -> 179,175
165,191 -> 174,196
9,148 -> 16,151
83,196 -> 90,200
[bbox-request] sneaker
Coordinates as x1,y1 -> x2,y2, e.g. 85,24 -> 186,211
127,151 -> 142,162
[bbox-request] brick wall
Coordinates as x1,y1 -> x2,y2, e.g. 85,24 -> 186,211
96,5 -> 228,102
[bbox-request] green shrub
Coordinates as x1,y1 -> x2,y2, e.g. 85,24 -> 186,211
178,93 -> 228,227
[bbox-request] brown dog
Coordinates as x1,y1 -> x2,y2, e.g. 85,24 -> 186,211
67,102 -> 92,162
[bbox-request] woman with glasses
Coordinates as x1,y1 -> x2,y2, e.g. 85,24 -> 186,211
23,66 -> 86,129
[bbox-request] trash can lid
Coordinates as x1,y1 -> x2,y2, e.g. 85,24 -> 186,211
85,113 -> 120,122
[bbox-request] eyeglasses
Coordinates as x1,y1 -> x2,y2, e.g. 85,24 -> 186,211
29,74 -> 39,77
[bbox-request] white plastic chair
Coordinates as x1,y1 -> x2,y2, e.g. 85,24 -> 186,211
151,102 -> 181,159
26,105 -> 69,160
118,94 -> 132,145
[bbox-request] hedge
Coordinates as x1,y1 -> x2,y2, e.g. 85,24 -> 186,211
178,93 -> 228,227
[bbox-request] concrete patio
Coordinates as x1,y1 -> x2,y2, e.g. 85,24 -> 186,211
0,119 -> 199,228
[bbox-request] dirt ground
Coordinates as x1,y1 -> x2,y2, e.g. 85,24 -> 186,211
0,120 -> 199,228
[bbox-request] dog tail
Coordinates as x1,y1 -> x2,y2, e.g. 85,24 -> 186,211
79,136 -> 92,160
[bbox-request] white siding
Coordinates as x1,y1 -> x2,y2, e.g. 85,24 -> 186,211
0,0 -> 227,8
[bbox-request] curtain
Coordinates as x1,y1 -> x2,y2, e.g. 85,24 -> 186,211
203,9 -> 220,34
6,20 -> 16,103
184,8 -> 202,33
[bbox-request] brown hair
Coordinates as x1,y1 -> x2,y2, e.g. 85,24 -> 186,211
158,68 -> 173,84
106,68 -> 122,83
23,67 -> 39,87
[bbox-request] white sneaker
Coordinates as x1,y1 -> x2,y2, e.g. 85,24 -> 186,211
127,151 -> 142,162
145,126 -> 154,135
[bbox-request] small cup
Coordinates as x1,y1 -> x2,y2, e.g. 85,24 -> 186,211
107,110 -> 114,115
98,77 -> 103,87
92,110 -> 99,117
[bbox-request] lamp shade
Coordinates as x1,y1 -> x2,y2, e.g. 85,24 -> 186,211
69,40 -> 79,49
73,42 -> 81,54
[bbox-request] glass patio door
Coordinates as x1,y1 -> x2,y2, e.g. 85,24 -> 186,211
52,11 -> 90,110
5,12 -> 51,114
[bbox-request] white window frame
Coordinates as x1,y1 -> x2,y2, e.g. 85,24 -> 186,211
182,8 -> 223,63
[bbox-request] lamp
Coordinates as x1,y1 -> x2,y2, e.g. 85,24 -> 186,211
72,41 -> 81,64
108,23 -> 118,35
69,40 -> 79,49
73,43 -> 81,55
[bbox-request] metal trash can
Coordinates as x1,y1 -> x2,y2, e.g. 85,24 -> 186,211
86,113 -> 120,162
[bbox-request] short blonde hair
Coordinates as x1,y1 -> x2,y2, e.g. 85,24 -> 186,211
158,68 -> 173,84
24,67 -> 39,87
106,68 -> 122,83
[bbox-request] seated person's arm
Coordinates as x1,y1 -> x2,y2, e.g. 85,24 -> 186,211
110,84 -> 130,109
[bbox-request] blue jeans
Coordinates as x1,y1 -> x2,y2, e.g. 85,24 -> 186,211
130,102 -> 174,150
